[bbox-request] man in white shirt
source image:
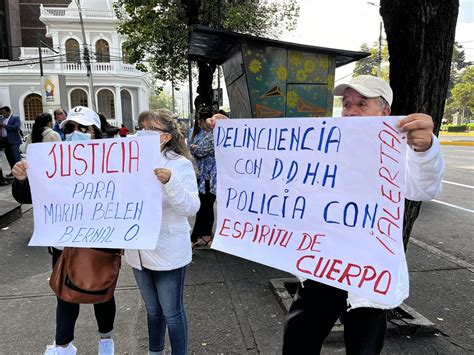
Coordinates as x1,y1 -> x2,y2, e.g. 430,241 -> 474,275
283,75 -> 444,354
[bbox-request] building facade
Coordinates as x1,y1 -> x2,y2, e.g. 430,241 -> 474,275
0,0 -> 151,131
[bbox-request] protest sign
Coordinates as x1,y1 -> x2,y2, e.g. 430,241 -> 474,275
212,117 -> 407,305
27,136 -> 163,249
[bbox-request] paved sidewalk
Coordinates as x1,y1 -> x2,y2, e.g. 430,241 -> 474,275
1,205 -> 473,354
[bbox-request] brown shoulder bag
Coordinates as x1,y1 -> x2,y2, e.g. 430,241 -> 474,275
49,247 -> 122,304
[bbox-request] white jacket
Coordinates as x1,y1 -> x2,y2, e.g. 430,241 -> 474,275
347,134 -> 444,310
124,153 -> 200,271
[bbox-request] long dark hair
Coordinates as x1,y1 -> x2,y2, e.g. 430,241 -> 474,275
31,113 -> 53,143
140,110 -> 190,160
191,106 -> 213,141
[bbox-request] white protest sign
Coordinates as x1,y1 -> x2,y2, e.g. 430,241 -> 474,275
212,117 -> 407,305
27,136 -> 162,249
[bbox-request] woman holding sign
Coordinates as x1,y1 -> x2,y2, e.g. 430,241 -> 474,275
11,107 -> 117,355
125,109 -> 200,355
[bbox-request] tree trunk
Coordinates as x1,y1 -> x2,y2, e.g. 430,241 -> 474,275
380,0 -> 458,249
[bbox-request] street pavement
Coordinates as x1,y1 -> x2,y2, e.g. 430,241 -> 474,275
0,138 -> 472,354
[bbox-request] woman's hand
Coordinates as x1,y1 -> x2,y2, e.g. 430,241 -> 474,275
12,160 -> 28,181
154,168 -> 171,184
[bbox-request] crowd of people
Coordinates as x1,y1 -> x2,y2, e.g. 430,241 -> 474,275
5,74 -> 444,355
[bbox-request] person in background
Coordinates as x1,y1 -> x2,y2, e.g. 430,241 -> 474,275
189,106 -> 216,248
11,106 -> 117,355
118,124 -> 130,137
124,109 -> 200,355
0,106 -> 22,177
53,108 -> 67,141
99,113 -> 120,138
24,113 -> 61,150
282,75 -> 444,355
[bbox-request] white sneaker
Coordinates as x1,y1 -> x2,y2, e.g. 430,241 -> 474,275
98,338 -> 115,355
44,342 -> 77,355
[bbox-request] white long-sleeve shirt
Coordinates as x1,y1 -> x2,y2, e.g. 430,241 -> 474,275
124,153 -> 200,271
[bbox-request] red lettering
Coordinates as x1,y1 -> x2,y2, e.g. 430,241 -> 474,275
232,221 -> 242,238
377,217 -> 399,241
375,236 -> 395,255
106,142 -> 118,173
218,218 -> 230,237
129,140 -> 140,172
326,259 -> 343,281
121,141 -> 126,172
337,263 -> 362,286
46,144 -> 57,178
378,167 -> 400,188
89,142 -> 99,174
382,206 -> 401,221
357,266 -> 377,288
297,233 -> 324,252
374,270 -> 392,295
296,255 -> 314,275
381,185 -> 401,204
73,143 -> 87,175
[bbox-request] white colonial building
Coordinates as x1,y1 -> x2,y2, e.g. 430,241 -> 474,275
0,0 -> 151,131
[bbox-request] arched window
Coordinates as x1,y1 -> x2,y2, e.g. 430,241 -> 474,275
23,94 -> 43,121
65,38 -> 80,63
70,88 -> 88,107
95,39 -> 110,63
121,89 -> 133,128
122,45 -> 130,64
98,89 -> 115,119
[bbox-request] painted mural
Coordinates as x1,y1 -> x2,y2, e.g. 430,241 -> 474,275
240,42 -> 336,118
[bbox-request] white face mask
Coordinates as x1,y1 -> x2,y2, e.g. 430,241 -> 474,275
137,129 -> 167,148
65,131 -> 92,141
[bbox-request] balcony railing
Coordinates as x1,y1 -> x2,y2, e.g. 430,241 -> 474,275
20,47 -> 56,60
40,5 -> 115,19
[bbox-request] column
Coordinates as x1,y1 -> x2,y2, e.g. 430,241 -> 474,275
114,85 -> 122,124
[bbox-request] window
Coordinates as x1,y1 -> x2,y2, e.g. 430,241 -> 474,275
97,89 -> 115,119
65,38 -> 80,63
24,94 -> 43,120
70,88 -> 88,107
95,39 -> 110,63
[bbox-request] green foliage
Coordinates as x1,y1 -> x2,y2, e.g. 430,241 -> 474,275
469,123 -> 474,131
149,91 -> 173,111
440,124 -> 468,132
352,41 -> 390,81
445,65 -> 474,122
114,0 -> 299,84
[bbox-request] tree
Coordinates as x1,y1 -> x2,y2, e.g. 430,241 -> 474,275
149,91 -> 173,111
115,0 -> 299,109
380,0 -> 458,249
444,43 -> 472,121
449,66 -> 474,121
353,42 -> 390,81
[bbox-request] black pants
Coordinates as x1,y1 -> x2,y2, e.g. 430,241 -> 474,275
191,180 -> 216,243
283,280 -> 386,355
52,248 -> 116,345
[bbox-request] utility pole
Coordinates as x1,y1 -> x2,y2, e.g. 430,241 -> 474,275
76,0 -> 96,111
367,2 -> 382,77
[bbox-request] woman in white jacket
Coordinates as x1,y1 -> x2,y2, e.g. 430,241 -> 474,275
124,110 -> 200,355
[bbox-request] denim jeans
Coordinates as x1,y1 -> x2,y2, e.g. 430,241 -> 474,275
283,280 -> 386,355
133,266 -> 188,355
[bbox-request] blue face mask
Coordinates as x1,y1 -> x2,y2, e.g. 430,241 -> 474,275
66,131 -> 91,141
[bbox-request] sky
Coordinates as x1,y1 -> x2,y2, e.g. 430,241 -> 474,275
282,0 -> 474,83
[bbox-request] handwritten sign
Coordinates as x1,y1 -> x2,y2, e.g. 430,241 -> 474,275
27,136 -> 163,249
212,117 -> 407,305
